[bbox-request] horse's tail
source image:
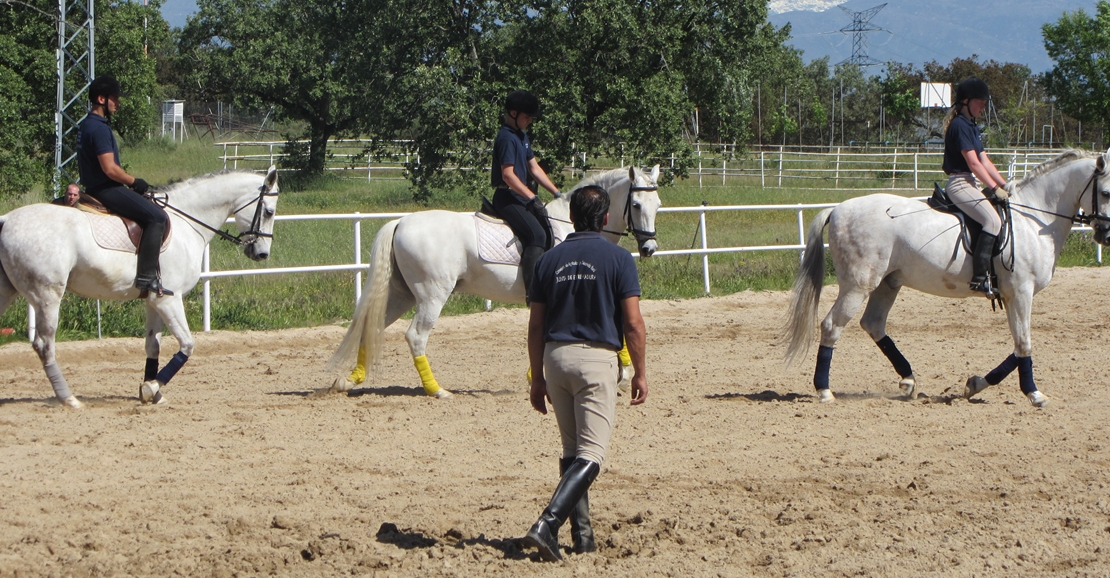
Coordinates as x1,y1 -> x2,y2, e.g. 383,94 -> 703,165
326,218 -> 400,376
782,207 -> 834,368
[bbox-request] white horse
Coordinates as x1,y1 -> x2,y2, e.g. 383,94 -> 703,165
783,150 -> 1110,407
0,167 -> 280,408
327,165 -> 662,397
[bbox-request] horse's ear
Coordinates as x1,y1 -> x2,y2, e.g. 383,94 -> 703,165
265,165 -> 279,190
650,164 -> 660,183
628,165 -> 636,184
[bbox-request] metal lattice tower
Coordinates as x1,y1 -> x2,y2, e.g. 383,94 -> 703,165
54,0 -> 94,190
837,3 -> 887,67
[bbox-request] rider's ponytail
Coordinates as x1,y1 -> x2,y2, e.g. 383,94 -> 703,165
941,102 -> 963,136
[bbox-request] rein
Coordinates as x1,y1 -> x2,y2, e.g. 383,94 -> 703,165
151,183 -> 278,246
1007,169 -> 1107,225
546,180 -> 659,241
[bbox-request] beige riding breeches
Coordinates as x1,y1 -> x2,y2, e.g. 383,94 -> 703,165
947,174 -> 1001,236
543,341 -> 619,466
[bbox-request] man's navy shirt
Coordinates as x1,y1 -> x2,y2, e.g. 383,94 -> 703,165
530,232 -> 641,351
490,123 -> 533,199
76,113 -> 121,194
943,114 -> 983,175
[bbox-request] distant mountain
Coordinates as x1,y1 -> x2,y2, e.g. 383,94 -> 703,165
769,0 -> 1095,74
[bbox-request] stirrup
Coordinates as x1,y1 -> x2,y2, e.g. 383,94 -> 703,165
136,277 -> 174,297
968,278 -> 997,297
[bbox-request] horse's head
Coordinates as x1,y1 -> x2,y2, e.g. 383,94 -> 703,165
1092,153 -> 1110,246
232,165 -> 280,260
625,165 -> 662,257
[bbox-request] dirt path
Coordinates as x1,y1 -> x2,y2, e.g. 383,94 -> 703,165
2,267 -> 1109,577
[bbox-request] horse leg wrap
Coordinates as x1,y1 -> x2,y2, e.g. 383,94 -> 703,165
348,346 -> 367,385
813,345 -> 834,391
618,340 -> 631,368
1016,355 -> 1037,394
44,362 -> 73,400
145,358 -> 158,382
875,336 -> 913,378
155,352 -> 189,385
985,354 -> 1019,386
413,355 -> 442,396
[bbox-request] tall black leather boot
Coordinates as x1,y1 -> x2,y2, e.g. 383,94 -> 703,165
522,458 -> 600,562
520,246 -> 544,304
969,232 -> 998,296
134,222 -> 173,297
560,457 -> 596,554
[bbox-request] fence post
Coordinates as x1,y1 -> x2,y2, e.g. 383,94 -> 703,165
913,152 -> 919,189
777,146 -> 784,188
233,144 -> 239,170
891,148 -> 898,189
834,147 -> 841,188
760,151 -> 765,188
222,143 -> 228,170
722,159 -> 727,186
699,203 -> 710,295
269,143 -> 274,167
27,305 -> 35,342
203,244 -> 211,332
698,144 -> 703,188
797,207 -> 806,263
354,214 -> 362,305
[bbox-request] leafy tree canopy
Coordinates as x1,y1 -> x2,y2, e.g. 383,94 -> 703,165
1042,0 -> 1110,128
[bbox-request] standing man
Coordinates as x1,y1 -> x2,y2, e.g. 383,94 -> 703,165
491,89 -> 561,302
51,183 -> 82,206
521,185 -> 648,562
77,75 -> 173,297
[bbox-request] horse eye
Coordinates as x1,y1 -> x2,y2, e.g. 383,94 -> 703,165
265,209 -> 276,217
632,202 -> 642,210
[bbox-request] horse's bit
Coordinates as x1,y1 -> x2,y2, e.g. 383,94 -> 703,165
152,183 -> 278,246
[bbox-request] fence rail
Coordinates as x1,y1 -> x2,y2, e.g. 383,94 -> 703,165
216,140 -> 1087,190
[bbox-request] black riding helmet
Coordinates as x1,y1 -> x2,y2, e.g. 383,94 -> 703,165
505,90 -> 540,117
955,77 -> 990,104
88,75 -> 123,103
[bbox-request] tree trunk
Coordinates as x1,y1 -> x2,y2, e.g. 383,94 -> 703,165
307,123 -> 332,175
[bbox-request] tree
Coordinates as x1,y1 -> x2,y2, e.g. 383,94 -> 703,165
0,0 -> 57,195
180,0 -> 476,177
95,0 -> 170,142
1042,1 -> 1110,131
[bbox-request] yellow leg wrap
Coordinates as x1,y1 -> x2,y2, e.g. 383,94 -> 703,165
348,346 -> 368,385
618,339 -> 632,367
413,355 -> 442,396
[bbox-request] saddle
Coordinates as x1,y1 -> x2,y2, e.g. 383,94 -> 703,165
480,195 -> 556,248
475,198 -> 563,265
71,193 -> 172,253
927,182 -> 1007,259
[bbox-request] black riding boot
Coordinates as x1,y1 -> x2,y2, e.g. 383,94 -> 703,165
560,457 -> 596,554
523,458 -> 600,562
134,222 -> 173,297
521,246 -> 544,304
969,232 -> 998,296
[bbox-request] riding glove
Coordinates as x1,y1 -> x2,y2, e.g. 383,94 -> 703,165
131,178 -> 150,194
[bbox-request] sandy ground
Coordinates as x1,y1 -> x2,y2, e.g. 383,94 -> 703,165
2,267 -> 1110,577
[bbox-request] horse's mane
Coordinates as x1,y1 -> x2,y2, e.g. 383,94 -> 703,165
159,169 -> 253,193
569,168 -> 631,194
1014,149 -> 1100,187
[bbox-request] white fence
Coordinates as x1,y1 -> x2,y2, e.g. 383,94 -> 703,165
192,205 -> 1102,332
215,140 -> 1080,190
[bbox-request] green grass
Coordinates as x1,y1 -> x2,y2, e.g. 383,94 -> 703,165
0,138 -> 1101,344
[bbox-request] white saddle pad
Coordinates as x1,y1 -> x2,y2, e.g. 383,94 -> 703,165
84,211 -> 170,254
473,212 -> 565,265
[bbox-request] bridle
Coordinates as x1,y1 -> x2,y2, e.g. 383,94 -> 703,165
1008,163 -> 1110,227
150,183 -> 278,246
620,182 -> 659,244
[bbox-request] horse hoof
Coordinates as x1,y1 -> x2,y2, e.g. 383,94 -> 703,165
331,375 -> 353,393
1027,391 -> 1048,408
61,395 -> 83,409
432,389 -> 453,399
818,389 -> 836,403
964,376 -> 989,399
899,374 -> 918,399
140,380 -> 164,404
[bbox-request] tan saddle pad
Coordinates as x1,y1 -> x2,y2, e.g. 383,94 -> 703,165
473,212 -> 564,265
74,195 -> 171,254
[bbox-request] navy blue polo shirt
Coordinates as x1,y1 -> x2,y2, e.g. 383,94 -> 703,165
76,113 -> 122,194
530,232 -> 641,351
490,123 -> 533,196
942,114 -> 983,175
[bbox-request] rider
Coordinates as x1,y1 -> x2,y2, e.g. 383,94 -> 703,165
942,76 -> 1009,296
77,75 -> 173,297
491,89 -> 561,302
